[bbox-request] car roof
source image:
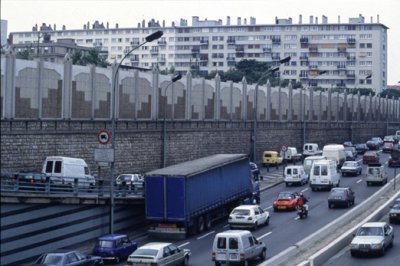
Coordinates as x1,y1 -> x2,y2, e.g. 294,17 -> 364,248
216,230 -> 252,237
97,234 -> 127,240
233,205 -> 259,210
361,222 -> 386,227
138,242 -> 172,249
331,187 -> 350,191
285,165 -> 304,169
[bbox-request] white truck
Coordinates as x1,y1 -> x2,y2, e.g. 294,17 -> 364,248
309,159 -> 341,191
303,143 -> 322,157
322,144 -> 346,169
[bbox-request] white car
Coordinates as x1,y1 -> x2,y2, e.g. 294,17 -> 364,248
350,222 -> 394,256
127,242 -> 191,266
284,165 -> 309,186
228,205 -> 269,230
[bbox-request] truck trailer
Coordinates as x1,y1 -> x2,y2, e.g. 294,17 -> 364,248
144,154 -> 257,239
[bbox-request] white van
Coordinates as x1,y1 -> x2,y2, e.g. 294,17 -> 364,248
322,144 -> 346,169
366,163 -> 388,186
42,156 -> 95,189
303,143 -> 322,157
211,230 -> 267,265
309,159 -> 341,191
303,155 -> 326,176
284,165 -> 308,186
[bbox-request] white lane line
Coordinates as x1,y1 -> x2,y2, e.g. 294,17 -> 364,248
223,224 -> 230,228
301,188 -> 309,193
257,231 -> 272,240
294,216 -> 300,220
356,179 -> 363,184
197,230 -> 215,240
179,242 -> 190,248
264,206 -> 273,210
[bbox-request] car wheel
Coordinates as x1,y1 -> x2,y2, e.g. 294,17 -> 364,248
347,201 -> 350,208
260,248 -> 267,260
265,217 -> 270,226
242,260 -> 249,266
350,251 -> 356,257
205,214 -> 212,230
329,203 -> 332,209
253,222 -> 258,231
380,246 -> 385,256
197,216 -> 205,233
215,262 -> 221,266
115,255 -> 120,263
182,255 -> 189,266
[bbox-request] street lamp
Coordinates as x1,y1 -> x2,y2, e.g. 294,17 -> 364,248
252,56 -> 291,163
109,30 -> 163,234
162,73 -> 182,168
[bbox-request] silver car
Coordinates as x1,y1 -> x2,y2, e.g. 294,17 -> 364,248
115,174 -> 144,189
350,222 -> 394,256
127,242 -> 190,266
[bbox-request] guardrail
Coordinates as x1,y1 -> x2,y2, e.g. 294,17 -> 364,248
0,173 -> 144,198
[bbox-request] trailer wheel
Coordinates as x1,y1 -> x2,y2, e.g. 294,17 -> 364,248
197,216 -> 205,233
205,214 -> 212,230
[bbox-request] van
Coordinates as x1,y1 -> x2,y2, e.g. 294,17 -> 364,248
322,144 -> 346,169
42,156 -> 96,189
262,151 -> 283,166
284,165 -> 308,186
211,230 -> 267,265
309,159 -> 341,191
395,130 -> 400,142
281,147 -> 302,163
303,155 -> 326,176
366,163 -> 388,186
303,143 -> 322,157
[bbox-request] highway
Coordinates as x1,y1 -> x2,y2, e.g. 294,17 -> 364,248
106,151 -> 399,266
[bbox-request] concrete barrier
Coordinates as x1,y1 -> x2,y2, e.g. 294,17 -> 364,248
262,174 -> 400,266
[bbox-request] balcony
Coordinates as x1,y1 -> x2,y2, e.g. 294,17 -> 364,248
309,46 -> 318,52
347,38 -> 356,45
299,74 -> 308,79
263,48 -> 272,53
226,56 -> 236,62
199,54 -> 209,62
157,40 -> 167,45
227,39 -> 236,45
200,39 -> 209,44
337,65 -> 346,69
271,55 -> 281,60
346,73 -> 355,79
272,38 -> 281,44
309,65 -> 318,70
150,49 -> 159,54
300,55 -> 309,60
130,41 -> 140,46
190,65 -> 200,70
300,37 -> 309,44
337,47 -> 347,53
191,48 -> 200,54
158,57 -> 166,62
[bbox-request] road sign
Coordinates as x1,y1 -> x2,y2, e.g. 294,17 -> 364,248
97,130 -> 111,145
281,145 -> 288,152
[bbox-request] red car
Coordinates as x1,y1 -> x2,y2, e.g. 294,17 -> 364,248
273,191 -> 299,211
362,151 -> 380,164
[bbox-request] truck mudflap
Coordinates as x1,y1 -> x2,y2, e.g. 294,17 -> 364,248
148,224 -> 187,240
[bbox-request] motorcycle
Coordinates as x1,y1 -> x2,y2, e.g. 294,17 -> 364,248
297,204 -> 308,219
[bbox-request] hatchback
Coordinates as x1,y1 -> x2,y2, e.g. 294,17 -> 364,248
92,234 -> 137,263
389,199 -> 400,224
31,250 -> 103,266
273,191 -> 299,211
341,161 -> 362,176
328,187 -> 355,208
355,143 -> 369,155
115,174 -> 144,189
228,205 -> 269,230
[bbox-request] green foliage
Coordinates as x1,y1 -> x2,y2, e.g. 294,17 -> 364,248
71,48 -> 109,68
16,49 -> 32,60
380,88 -> 400,99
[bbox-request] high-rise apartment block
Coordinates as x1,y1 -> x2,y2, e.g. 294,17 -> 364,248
9,14 -> 388,92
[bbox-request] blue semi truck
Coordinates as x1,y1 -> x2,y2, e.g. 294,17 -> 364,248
144,154 -> 259,239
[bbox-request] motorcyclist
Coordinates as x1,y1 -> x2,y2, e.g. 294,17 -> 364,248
297,192 -> 309,212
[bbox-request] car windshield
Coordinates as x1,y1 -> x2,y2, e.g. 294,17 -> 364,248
357,226 -> 384,236
392,204 -> 400,210
278,192 -> 294,199
39,254 -> 63,265
133,248 -> 158,257
232,209 -> 250,215
343,162 -> 357,167
368,168 -> 380,175
118,175 -> 131,181
96,240 -> 114,248
330,190 -> 345,196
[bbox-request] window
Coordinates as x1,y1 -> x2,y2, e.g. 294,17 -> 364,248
45,161 -> 53,173
248,237 -> 254,246
54,161 -> 62,173
217,237 -> 226,249
229,238 -> 239,249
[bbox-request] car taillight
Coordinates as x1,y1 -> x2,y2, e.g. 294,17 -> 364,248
212,252 -> 216,261
150,263 -> 158,266
240,252 -> 245,261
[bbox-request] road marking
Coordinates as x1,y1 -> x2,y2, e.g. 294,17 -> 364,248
179,242 -> 190,247
301,188 -> 309,193
356,179 -> 363,184
197,230 -> 215,240
257,231 -> 272,240
294,216 -> 300,220
264,206 -> 273,210
223,224 -> 229,228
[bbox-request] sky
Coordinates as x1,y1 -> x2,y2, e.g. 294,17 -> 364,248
1,0 -> 399,84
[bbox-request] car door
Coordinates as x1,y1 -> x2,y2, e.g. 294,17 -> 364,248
383,224 -> 394,247
257,206 -> 267,224
168,245 -> 184,265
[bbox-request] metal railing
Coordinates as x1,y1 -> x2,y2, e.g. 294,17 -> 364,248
0,173 -> 144,198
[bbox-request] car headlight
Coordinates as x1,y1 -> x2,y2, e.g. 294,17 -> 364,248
371,242 -> 383,249
350,243 -> 358,249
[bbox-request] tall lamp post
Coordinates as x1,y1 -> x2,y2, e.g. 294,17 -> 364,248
162,73 -> 182,168
252,56 -> 291,163
109,30 -> 163,234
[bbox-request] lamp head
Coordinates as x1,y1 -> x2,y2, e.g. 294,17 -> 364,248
145,31 -> 163,42
171,73 -> 182,82
279,56 -> 291,64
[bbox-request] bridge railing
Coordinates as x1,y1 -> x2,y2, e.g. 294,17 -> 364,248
0,173 -> 144,198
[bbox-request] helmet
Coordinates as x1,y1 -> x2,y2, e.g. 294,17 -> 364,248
300,192 -> 303,196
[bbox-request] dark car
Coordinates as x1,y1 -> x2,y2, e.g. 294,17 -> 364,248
382,142 -> 394,153
355,143 -> 369,155
366,139 -> 380,150
343,141 -> 354,147
389,198 -> 400,224
92,234 -> 137,263
328,187 -> 355,208
31,250 -> 103,266
341,161 -> 362,176
371,137 -> 384,146
345,150 -> 356,161
389,149 -> 400,168
362,151 -> 380,164
345,146 -> 357,158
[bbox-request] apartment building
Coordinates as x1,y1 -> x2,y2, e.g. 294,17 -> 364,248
9,14 -> 388,92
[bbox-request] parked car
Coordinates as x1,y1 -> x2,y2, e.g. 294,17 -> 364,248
115,174 -> 144,190
343,141 -> 354,147
366,139 -> 380,150
31,250 -> 103,266
212,230 -> 267,265
389,198 -> 400,224
345,150 -> 356,161
250,162 -> 260,180
228,205 -> 269,230
328,187 -> 355,208
388,149 -> 400,167
273,191 -> 299,211
92,234 -> 137,263
127,242 -> 190,266
350,222 -> 394,257
262,151 -> 283,166
355,143 -> 369,155
284,165 -> 308,186
362,151 -> 380,164
382,142 -> 394,153
341,161 -> 362,176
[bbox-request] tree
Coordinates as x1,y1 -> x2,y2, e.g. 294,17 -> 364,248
16,49 -> 32,60
71,48 -> 110,67
380,88 -> 400,99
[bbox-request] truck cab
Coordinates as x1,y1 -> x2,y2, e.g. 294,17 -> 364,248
366,163 -> 388,186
